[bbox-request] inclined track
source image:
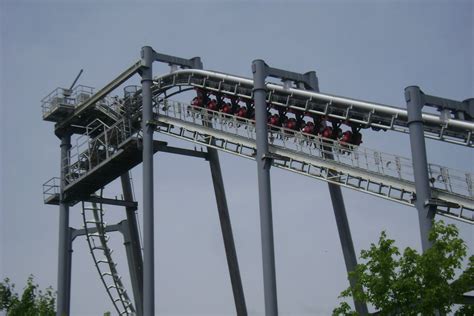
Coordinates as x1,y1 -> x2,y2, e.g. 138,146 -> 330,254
153,100 -> 473,224
63,97 -> 473,224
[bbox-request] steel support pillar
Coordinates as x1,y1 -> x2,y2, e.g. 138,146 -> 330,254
305,75 -> 368,315
65,227 -> 73,316
252,59 -> 278,316
121,173 -> 144,316
405,86 -> 436,251
57,134 -> 72,316
141,46 -> 155,316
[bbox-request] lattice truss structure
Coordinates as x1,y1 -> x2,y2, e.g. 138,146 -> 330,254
42,47 -> 473,316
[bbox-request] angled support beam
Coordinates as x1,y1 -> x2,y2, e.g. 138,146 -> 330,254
327,184 -> 368,315
307,75 -> 368,316
207,148 -> 248,315
121,174 -> 144,316
196,60 -> 247,314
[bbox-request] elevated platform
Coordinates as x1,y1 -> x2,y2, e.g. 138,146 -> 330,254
45,194 -> 60,205
43,103 -> 75,122
62,137 -> 161,203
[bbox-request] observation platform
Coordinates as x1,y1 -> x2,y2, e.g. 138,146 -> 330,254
44,137 -> 162,205
42,86 -> 122,134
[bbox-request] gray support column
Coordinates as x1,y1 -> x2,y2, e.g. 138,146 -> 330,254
57,134 -> 72,316
308,77 -> 368,315
252,59 -> 278,316
327,185 -> 368,314
121,173 -> 143,316
405,86 -> 436,251
141,46 -> 155,316
66,227 -> 74,314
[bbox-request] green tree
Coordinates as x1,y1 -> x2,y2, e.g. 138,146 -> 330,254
333,221 -> 474,315
0,275 -> 55,316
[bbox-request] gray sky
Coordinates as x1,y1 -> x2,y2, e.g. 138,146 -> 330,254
1,0 -> 473,315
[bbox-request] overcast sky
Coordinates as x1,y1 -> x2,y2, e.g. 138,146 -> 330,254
1,0 -> 473,315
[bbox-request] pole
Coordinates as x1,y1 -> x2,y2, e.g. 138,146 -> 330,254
141,45 -> 155,316
207,148 -> 248,315
196,61 -> 247,315
252,59 -> 278,316
57,134 -> 72,316
121,173 -> 144,316
405,86 -> 436,251
306,74 -> 368,315
327,184 -> 368,314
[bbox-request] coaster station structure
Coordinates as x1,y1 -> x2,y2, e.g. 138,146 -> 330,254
42,46 -> 474,316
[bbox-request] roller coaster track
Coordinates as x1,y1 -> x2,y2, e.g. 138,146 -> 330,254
45,66 -> 473,314
154,100 -> 473,223
148,69 -> 473,147
62,97 -> 473,224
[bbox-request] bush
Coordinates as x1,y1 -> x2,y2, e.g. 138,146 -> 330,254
0,275 -> 55,316
333,221 -> 474,315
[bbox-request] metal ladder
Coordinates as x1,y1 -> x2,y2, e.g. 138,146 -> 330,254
81,195 -> 135,315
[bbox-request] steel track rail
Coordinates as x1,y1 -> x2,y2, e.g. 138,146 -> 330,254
59,98 -> 472,224
150,69 -> 473,147
61,98 -> 473,223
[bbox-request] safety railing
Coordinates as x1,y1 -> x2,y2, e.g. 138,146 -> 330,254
41,85 -> 95,119
71,85 -> 95,103
41,88 -> 76,118
64,118 -> 134,185
43,177 -> 60,202
157,100 -> 473,199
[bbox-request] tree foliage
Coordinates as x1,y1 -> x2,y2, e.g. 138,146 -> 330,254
0,275 -> 55,316
333,221 -> 474,315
